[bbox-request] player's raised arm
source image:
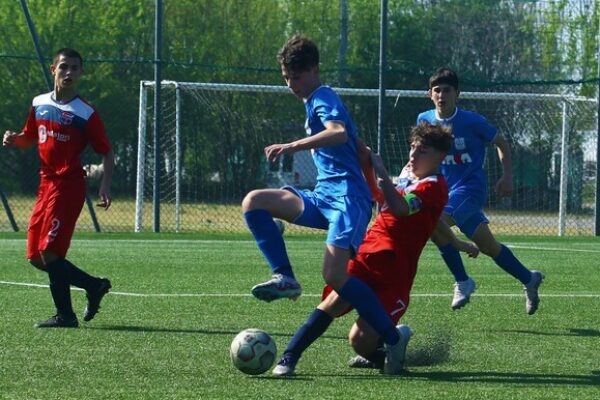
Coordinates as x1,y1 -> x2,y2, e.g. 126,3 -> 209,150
3,130 -> 35,149
264,121 -> 347,162
356,139 -> 383,204
492,134 -> 513,198
370,152 -> 410,217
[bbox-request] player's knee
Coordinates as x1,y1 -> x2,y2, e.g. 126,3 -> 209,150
348,330 -> 361,351
28,258 -> 46,271
322,270 -> 346,290
348,327 -> 377,356
241,190 -> 262,212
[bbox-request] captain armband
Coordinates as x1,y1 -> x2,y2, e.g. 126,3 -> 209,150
403,193 -> 422,215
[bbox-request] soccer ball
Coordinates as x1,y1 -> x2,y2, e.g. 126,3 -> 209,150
230,328 -> 277,375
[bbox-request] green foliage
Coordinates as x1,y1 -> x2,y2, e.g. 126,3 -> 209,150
0,0 -> 596,206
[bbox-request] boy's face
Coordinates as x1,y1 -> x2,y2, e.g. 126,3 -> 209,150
428,83 -> 459,117
407,142 -> 444,178
281,65 -> 320,99
51,55 -> 83,92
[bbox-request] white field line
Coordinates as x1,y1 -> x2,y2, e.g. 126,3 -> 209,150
1,280 -> 599,298
1,238 -> 599,253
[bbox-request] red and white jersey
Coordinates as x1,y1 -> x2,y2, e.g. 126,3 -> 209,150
22,91 -> 111,178
359,173 -> 448,269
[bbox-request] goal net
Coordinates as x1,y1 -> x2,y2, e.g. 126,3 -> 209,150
137,80 -> 598,235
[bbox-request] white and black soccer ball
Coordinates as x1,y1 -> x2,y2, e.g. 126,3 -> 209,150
230,328 -> 277,375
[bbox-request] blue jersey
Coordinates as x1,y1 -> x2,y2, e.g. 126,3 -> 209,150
304,86 -> 371,200
417,108 -> 497,194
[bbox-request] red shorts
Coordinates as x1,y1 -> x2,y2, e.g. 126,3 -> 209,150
27,176 -> 86,259
322,250 -> 417,324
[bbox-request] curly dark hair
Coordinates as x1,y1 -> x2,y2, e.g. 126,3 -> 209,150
410,122 -> 453,153
276,33 -> 319,72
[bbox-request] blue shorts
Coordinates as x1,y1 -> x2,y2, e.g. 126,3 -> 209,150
283,186 -> 372,254
444,188 -> 489,238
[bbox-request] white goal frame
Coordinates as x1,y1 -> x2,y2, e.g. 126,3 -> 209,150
136,80 -> 596,235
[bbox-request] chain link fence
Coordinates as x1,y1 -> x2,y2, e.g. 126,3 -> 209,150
0,0 -> 598,235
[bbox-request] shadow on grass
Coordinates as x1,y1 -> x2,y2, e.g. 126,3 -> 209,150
395,370 -> 600,386
312,370 -> 600,386
497,328 -> 600,337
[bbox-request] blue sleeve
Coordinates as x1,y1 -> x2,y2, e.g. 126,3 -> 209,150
313,90 -> 348,128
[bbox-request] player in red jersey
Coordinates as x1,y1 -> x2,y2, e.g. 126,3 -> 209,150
3,48 -> 114,328
271,123 -> 479,376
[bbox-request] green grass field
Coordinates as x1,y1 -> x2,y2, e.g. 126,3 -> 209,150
1,232 -> 599,400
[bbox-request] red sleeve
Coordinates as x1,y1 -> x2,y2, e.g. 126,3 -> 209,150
21,107 -> 38,141
86,111 -> 112,154
410,179 -> 447,215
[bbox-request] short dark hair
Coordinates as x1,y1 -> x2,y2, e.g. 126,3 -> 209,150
429,67 -> 459,90
53,48 -> 83,67
410,122 -> 453,153
277,33 -> 319,72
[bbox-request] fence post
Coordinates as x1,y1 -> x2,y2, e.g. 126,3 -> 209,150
0,188 -> 18,232
175,83 -> 182,233
135,81 -> 148,232
558,100 -> 569,236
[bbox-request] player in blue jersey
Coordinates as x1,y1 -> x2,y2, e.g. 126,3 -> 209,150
242,33 -> 411,373
417,68 -> 543,314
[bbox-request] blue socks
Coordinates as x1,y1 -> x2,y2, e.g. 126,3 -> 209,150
338,277 -> 399,346
493,244 -> 532,284
284,309 -> 333,358
439,243 -> 469,282
244,209 -> 295,279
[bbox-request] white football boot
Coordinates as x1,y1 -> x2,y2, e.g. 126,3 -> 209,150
451,277 -> 476,310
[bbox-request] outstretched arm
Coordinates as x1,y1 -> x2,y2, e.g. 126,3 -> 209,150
264,121 -> 347,162
97,149 -> 114,210
431,219 -> 479,258
493,134 -> 513,198
356,139 -> 384,204
370,152 -> 410,217
3,131 -> 36,149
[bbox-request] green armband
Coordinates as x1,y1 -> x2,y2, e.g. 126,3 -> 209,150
403,193 -> 422,215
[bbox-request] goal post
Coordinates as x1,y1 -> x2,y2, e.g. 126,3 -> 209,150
137,80 -> 597,235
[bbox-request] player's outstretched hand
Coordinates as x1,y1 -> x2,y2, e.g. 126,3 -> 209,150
456,240 -> 479,258
264,143 -> 292,162
3,131 -> 18,147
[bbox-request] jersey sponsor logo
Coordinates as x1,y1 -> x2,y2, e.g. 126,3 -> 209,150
39,110 -> 49,116
60,111 -> 74,125
454,137 -> 466,150
443,153 -> 473,165
38,125 -> 70,143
